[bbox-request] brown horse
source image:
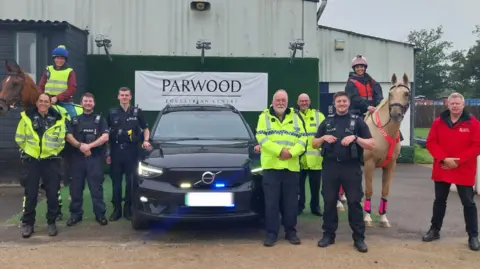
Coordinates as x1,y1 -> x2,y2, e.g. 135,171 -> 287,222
362,73 -> 411,228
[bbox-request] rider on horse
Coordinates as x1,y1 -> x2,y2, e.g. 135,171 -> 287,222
38,45 -> 78,119
345,55 -> 384,118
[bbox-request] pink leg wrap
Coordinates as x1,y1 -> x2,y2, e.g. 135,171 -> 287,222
339,185 -> 343,195
379,198 -> 388,215
364,199 -> 371,213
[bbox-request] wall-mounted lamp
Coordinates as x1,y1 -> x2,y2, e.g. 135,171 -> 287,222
334,39 -> 345,51
95,34 -> 113,61
289,39 -> 305,64
196,39 -> 211,65
191,0 -> 211,11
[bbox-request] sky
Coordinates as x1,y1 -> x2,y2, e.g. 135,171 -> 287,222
318,0 -> 479,51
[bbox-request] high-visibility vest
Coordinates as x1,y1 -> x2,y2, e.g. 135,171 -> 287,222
299,108 -> 325,170
15,111 -> 67,159
44,65 -> 73,96
350,79 -> 373,101
255,107 -> 307,172
52,104 -> 83,121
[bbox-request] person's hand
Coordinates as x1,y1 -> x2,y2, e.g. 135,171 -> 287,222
254,145 -> 261,152
51,97 -> 57,104
142,140 -> 152,151
441,158 -> 460,169
323,135 -> 337,144
367,106 -> 376,112
84,150 -> 92,157
106,156 -> 111,164
279,148 -> 292,160
341,135 -> 356,146
79,143 -> 91,153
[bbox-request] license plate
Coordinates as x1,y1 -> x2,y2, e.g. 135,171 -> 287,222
185,192 -> 234,207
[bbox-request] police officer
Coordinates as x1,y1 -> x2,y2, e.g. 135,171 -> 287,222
15,93 -> 67,238
106,87 -> 151,221
312,91 -> 375,253
295,93 -> 325,216
255,89 -> 307,247
65,92 -> 109,226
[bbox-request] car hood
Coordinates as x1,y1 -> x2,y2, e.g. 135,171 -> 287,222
142,140 -> 259,168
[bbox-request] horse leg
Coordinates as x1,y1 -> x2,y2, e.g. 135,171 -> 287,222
379,162 -> 396,228
337,185 -> 345,211
339,185 -> 347,202
363,160 -> 375,227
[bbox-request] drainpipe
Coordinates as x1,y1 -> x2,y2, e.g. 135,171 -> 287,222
317,0 -> 328,22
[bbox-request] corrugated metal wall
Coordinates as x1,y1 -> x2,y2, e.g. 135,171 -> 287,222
317,26 -> 415,83
0,0 -> 319,58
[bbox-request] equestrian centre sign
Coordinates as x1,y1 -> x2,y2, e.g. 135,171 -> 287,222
134,71 -> 268,111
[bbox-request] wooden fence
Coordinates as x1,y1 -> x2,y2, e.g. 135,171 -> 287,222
415,105 -> 480,128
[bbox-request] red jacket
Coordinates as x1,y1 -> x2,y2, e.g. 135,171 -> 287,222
426,110 -> 480,186
38,66 -> 77,103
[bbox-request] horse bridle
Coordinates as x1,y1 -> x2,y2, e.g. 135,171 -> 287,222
0,71 -> 26,110
371,83 -> 411,129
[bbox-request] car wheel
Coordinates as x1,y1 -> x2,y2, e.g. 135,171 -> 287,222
131,208 -> 149,230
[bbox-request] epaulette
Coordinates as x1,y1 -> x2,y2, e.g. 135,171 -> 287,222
327,114 -> 335,118
350,114 -> 359,119
94,114 -> 101,124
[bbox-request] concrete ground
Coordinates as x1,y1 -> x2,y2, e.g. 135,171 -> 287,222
0,164 -> 479,269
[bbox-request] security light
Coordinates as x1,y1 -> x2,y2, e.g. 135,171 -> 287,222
289,39 -> 305,64
196,39 -> 211,65
191,1 -> 211,11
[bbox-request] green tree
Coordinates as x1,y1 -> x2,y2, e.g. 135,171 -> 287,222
407,26 -> 453,98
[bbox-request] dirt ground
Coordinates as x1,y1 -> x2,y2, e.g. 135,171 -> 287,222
0,164 -> 479,269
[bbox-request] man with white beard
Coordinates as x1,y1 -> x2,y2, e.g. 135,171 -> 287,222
255,89 -> 307,247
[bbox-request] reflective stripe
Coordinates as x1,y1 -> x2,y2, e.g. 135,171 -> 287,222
264,113 -> 271,130
259,137 -> 268,145
47,80 -> 67,85
315,111 -> 320,126
305,150 -> 321,156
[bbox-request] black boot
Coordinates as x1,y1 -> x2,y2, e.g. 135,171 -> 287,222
263,233 -> 277,247
311,206 -> 323,216
285,232 -> 301,245
109,206 -> 122,221
22,224 -> 34,238
317,234 -> 335,248
468,236 -> 480,251
123,203 -> 132,220
354,240 -> 368,253
56,211 -> 63,221
48,223 -> 58,236
422,228 -> 440,242
66,217 -> 82,227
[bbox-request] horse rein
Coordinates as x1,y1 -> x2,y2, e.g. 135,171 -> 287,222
370,84 -> 411,129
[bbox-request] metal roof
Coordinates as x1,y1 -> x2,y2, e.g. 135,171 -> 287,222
318,25 -> 414,47
0,19 -> 88,34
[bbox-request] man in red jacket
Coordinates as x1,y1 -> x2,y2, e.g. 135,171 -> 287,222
423,92 -> 480,251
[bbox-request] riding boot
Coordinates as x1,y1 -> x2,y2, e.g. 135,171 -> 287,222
109,205 -> 122,221
123,203 -> 132,220
22,225 -> 34,238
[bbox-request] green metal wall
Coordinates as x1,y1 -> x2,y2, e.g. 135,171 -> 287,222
86,55 -> 319,131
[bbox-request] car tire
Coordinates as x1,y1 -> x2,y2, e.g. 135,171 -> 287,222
131,208 -> 149,230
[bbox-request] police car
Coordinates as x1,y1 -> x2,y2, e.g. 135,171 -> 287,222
131,104 -> 264,229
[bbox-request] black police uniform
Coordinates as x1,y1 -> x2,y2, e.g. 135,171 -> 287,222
21,108 -> 63,237
315,112 -> 372,252
66,113 -> 109,226
107,105 -> 148,221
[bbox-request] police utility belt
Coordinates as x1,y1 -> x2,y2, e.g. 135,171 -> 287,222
321,114 -> 360,162
72,114 -> 101,144
110,107 -> 141,148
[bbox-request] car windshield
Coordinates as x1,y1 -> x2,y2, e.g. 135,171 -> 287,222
153,110 -> 251,140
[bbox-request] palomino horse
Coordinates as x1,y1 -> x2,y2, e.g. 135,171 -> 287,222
362,73 -> 411,228
0,59 -> 83,185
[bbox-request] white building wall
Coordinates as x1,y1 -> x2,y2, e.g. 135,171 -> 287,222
318,26 -> 415,146
0,0 -> 319,58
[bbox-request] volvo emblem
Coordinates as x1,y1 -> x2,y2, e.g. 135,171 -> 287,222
194,171 -> 222,185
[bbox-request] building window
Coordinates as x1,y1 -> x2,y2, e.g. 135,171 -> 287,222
15,32 -> 37,83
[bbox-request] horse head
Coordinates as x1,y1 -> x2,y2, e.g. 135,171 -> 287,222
388,73 -> 411,123
0,60 -> 39,116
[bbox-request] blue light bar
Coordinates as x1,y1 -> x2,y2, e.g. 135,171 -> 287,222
214,183 -> 225,188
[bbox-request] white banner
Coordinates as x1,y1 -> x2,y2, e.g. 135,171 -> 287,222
134,71 -> 268,111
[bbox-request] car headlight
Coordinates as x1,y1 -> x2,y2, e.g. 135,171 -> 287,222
137,162 -> 163,178
251,167 -> 263,175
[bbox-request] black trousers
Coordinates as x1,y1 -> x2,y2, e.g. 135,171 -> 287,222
263,169 -> 299,236
298,169 -> 322,212
22,158 -> 61,226
69,154 -> 106,219
430,181 -> 478,237
321,160 -> 365,241
110,144 -> 138,207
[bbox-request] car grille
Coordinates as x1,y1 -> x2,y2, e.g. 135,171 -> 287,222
164,169 -> 248,189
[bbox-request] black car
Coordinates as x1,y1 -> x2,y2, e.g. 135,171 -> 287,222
131,104 -> 264,229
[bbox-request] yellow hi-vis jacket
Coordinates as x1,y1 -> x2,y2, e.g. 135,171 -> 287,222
15,108 -> 67,159
255,107 -> 307,172
298,108 -> 325,170
44,65 -> 73,96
